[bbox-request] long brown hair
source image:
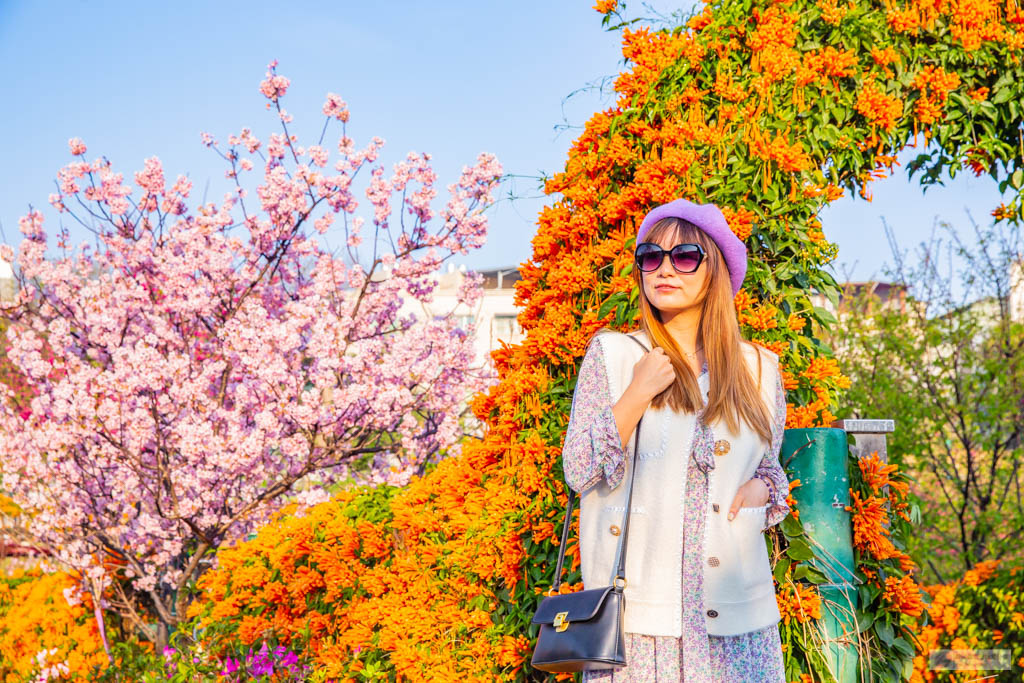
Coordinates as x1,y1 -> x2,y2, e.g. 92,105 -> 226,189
627,217 -> 772,443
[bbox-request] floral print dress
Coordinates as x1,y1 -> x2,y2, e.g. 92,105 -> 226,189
561,335 -> 792,683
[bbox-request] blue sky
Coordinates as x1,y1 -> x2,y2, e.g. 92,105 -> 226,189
1,0 -> 1007,288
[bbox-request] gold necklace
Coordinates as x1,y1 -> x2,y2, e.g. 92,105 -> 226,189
681,345 -> 703,359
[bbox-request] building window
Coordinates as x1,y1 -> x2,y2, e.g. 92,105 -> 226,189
491,314 -> 523,345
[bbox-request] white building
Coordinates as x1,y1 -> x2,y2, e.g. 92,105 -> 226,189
387,262 -> 525,369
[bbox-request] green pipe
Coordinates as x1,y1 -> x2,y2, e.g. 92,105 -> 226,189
781,427 -> 859,683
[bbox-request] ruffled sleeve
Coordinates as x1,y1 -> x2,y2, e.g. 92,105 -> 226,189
562,335 -> 627,494
753,357 -> 793,531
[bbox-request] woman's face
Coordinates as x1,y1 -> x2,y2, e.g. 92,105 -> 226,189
639,230 -> 711,317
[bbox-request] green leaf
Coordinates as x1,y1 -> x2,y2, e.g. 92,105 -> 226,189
780,515 -> 802,538
774,556 -> 792,583
891,636 -> 914,657
856,609 -> 876,633
598,292 -> 626,319
812,305 -> 838,326
802,564 -> 830,584
786,538 -> 815,561
993,86 -> 1014,105
875,619 -> 895,646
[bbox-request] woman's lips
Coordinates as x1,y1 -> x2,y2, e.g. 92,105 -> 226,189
655,285 -> 677,291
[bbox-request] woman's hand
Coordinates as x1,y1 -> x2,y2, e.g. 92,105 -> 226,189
628,347 -> 676,402
727,478 -> 771,521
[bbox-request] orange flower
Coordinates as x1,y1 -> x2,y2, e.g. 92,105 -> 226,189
721,206 -> 757,240
962,559 -> 999,586
856,79 -> 904,130
777,582 -> 823,624
801,356 -> 842,380
887,5 -> 920,33
857,450 -> 899,494
870,46 -> 901,67
0,572 -> 109,680
734,288 -> 757,313
882,574 -> 926,617
818,0 -> 854,24
912,65 -> 961,124
593,0 -> 617,14
741,303 -> 781,331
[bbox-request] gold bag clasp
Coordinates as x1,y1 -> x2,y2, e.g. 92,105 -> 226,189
552,611 -> 570,632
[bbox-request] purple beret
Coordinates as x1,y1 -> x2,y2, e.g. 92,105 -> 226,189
636,198 -> 747,296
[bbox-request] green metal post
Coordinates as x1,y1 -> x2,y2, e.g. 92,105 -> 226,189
781,427 -> 859,683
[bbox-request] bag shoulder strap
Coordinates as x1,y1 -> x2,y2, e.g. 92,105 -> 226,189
552,332 -> 650,592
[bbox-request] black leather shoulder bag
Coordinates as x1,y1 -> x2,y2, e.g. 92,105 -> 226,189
530,333 -> 650,673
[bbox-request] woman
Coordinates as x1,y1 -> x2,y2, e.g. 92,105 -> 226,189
562,198 -> 792,682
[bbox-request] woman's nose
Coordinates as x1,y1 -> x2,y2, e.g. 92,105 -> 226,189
656,251 -> 675,275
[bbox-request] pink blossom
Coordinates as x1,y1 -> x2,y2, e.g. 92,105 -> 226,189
0,64 -> 502,646
322,93 -> 350,122
259,62 -> 290,102
67,138 -> 87,156
307,145 -> 328,168
456,270 -> 485,309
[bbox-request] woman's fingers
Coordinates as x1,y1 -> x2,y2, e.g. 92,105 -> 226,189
727,491 -> 744,521
728,479 -> 770,521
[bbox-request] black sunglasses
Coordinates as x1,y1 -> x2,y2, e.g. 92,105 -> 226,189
634,242 -> 706,273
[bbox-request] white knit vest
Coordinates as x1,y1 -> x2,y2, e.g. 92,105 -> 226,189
577,329 -> 782,637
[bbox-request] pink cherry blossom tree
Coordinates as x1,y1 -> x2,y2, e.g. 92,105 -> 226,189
0,60 -> 501,649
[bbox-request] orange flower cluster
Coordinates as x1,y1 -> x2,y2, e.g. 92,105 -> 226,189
688,6 -> 716,31
846,489 -> 916,572
857,450 -> 909,497
912,65 -> 961,125
882,574 -> 926,617
741,302 -> 782,331
818,0 -> 856,23
616,27 -> 706,108
747,6 -> 802,91
909,560 -> 1023,682
856,79 -> 905,131
886,4 -> 921,32
801,356 -> 844,381
992,203 -> 1018,222
191,480 -> 529,680
714,70 -> 748,102
962,559 -> 999,586
870,46 -> 901,74
948,0 -> 1005,49
721,206 -> 757,239
593,0 -> 617,14
748,6 -> 800,52
747,126 -> 814,177
733,288 -> 758,314
777,582 -> 823,625
0,571 -> 109,680
787,389 -> 837,427
802,47 -> 860,82
783,478 -> 801,521
967,85 -> 989,100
